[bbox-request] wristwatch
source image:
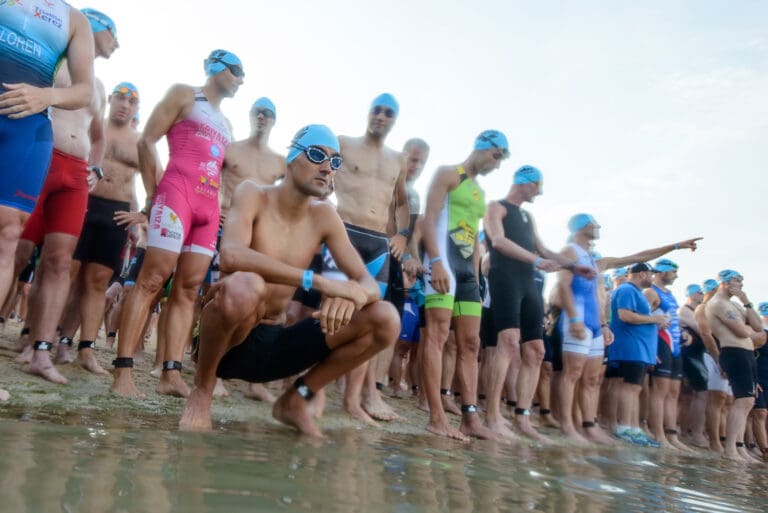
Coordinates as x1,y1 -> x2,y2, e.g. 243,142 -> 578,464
743,302 -> 753,309
89,166 -> 104,180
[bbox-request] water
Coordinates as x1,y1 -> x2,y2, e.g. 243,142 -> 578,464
0,407 -> 766,513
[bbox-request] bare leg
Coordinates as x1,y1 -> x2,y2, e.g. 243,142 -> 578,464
707,391 -> 727,452
752,409 -> 768,455
515,339 -> 546,440
483,328 -> 519,440
537,361 -> 559,428
389,340 -> 411,398
440,332 -> 461,415
150,302 -> 167,377
580,357 -> 615,445
688,390 -> 709,447
665,379 -> 691,451
244,382 -> 276,403
73,262 -> 113,375
557,351 -> 589,443
648,376 -> 672,447
0,206 -> 27,323
723,397 -> 754,461
157,251 -> 211,398
453,315 -> 496,440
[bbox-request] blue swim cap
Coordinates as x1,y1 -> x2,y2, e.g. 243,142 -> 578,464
513,165 -> 543,186
112,81 -> 139,100
286,125 -> 340,164
702,279 -> 719,293
591,251 -> 602,260
568,213 -> 598,234
370,93 -> 399,117
686,284 -> 703,297
602,274 -> 613,290
204,49 -> 243,77
475,130 -> 509,154
612,268 -> 628,279
759,302 -> 768,316
251,97 -> 276,119
654,258 -> 679,272
718,269 -> 742,283
81,8 -> 117,38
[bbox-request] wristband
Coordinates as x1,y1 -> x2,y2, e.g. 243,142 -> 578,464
743,302 -> 753,309
532,257 -> 543,268
601,323 -> 609,328
88,165 -> 104,180
302,269 -> 314,291
397,228 -> 412,238
569,317 -> 582,324
564,261 -> 576,271
674,242 -> 680,250
429,256 -> 442,265
402,253 -> 412,261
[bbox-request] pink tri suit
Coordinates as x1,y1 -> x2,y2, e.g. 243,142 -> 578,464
148,89 -> 232,257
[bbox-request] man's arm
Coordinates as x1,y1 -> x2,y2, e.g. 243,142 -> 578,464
643,288 -> 660,310
0,10 -> 94,117
696,306 -> 720,359
556,246 -> 587,338
598,238 -> 702,271
137,84 -> 192,203
711,302 -> 752,339
531,217 -> 596,277
618,308 -> 666,326
484,202 -> 558,271
422,168 -> 458,293
389,156 -> 411,260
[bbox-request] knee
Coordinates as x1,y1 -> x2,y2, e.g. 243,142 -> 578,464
368,300 -> 400,348
0,219 -> 22,246
215,273 -> 266,320
460,334 -> 481,357
41,250 -> 73,277
498,332 -> 521,360
522,342 -> 545,366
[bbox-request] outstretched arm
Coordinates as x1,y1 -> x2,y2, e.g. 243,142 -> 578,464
598,237 -> 702,272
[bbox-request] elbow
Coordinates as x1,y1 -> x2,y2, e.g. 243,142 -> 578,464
756,332 -> 767,349
219,247 -> 238,274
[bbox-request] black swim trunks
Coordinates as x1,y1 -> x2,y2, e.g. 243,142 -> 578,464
322,223 -> 389,296
719,347 -> 757,400
216,318 -> 331,383
73,195 -> 131,271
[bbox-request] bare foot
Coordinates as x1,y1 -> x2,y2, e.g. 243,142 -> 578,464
54,344 -> 75,364
584,426 -> 617,446
243,383 -> 276,403
179,387 -> 213,431
212,378 -> 230,398
540,413 -> 561,429
485,417 -> 519,441
150,366 -> 162,378
417,397 -> 430,413
689,433 -> 709,448
343,400 -> 378,426
0,388 -> 10,401
515,416 -> 547,442
110,368 -> 146,398
76,349 -> 108,375
14,334 -> 30,353
561,427 -> 590,445
362,392 -> 402,421
442,395 -> 461,416
723,449 -> 745,462
668,435 -> 694,453
15,344 -> 33,364
460,414 -> 498,440
24,351 -> 67,384
106,336 -> 116,349
307,388 -> 326,419
132,349 -> 145,366
273,389 -> 323,437
156,371 -> 191,398
426,419 -> 470,442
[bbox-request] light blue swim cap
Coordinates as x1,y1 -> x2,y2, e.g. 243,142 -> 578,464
702,279 -> 719,293
286,125 -> 340,164
251,97 -> 276,119
474,130 -> 509,154
654,258 -> 679,273
568,213 -> 598,234
81,8 -> 117,38
602,274 -> 613,290
204,49 -> 243,77
112,81 -> 139,100
718,269 -> 742,283
370,93 -> 399,117
686,284 -> 702,297
612,268 -> 628,279
513,165 -> 543,186
758,302 -> 768,316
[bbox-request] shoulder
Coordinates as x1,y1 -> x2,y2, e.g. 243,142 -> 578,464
338,135 -> 359,151
310,200 -> 344,230
165,84 -> 196,104
559,245 -> 577,259
68,8 -> 90,37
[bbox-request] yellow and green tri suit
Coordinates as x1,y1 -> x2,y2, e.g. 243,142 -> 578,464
425,166 -> 485,317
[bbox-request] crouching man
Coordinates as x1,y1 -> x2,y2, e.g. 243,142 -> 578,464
179,125 -> 400,436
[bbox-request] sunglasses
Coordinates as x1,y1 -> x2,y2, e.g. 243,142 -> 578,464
478,134 -> 510,158
114,86 -> 138,100
210,58 -> 245,78
293,144 -> 343,170
371,106 -> 395,118
251,107 -> 275,119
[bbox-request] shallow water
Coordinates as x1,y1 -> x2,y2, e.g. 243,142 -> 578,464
0,406 -> 766,513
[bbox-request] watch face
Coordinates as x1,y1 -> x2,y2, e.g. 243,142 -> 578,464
297,385 -> 309,398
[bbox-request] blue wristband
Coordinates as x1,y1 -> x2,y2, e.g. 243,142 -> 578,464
302,269 -> 314,291
569,317 -> 582,324
402,253 -> 412,261
429,256 -> 442,265
533,257 -> 543,268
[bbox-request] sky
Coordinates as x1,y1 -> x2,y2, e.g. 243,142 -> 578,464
81,0 -> 768,303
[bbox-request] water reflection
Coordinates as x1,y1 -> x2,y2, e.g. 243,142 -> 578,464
0,407 -> 766,513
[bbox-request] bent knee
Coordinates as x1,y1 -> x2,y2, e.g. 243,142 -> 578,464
216,273 -> 266,316
366,300 -> 400,341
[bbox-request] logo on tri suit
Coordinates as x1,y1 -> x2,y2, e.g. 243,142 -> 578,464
158,209 -> 182,241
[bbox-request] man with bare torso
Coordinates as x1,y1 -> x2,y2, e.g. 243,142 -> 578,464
15,8 -> 118,384
217,96 -> 284,402
179,124 -> 400,436
705,270 -> 766,461
56,82 -> 140,375
326,93 -> 409,423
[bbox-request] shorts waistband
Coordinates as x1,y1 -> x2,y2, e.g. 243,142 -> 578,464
52,148 -> 89,167
88,194 -> 131,211
343,223 -> 388,240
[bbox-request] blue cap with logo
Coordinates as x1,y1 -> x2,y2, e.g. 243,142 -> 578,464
81,8 -> 117,38
204,49 -> 243,77
513,165 -> 542,186
286,125 -> 340,164
474,130 -> 509,156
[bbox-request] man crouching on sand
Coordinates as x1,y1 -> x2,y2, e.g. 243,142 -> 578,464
180,125 -> 400,436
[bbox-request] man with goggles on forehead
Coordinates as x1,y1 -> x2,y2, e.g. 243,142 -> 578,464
326,93 -> 410,424
180,124 -> 399,436
13,7 -> 119,385
111,49 -> 242,398
706,270 -> 766,461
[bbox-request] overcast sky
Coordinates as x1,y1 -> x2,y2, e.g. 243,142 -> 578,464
82,0 -> 768,302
